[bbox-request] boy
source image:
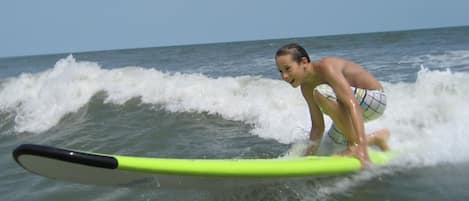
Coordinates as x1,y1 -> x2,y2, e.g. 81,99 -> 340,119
275,43 -> 390,167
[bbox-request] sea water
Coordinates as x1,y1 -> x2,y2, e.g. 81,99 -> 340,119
1,26 -> 469,201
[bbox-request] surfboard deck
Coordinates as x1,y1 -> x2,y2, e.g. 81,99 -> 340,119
13,144 -> 396,188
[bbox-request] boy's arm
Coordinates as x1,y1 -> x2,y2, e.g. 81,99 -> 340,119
301,85 -> 325,155
318,60 -> 369,165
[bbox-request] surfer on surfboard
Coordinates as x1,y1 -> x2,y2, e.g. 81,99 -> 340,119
275,43 -> 390,168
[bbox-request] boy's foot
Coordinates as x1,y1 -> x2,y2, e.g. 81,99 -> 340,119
368,128 -> 390,151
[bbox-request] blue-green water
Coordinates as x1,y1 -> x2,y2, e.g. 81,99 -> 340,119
1,26 -> 469,201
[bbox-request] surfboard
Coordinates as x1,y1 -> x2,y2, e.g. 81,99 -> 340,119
13,144 -> 395,188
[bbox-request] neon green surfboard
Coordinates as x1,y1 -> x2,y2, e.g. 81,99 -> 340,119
13,144 -> 395,188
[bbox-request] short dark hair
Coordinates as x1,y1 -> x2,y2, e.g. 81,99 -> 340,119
275,43 -> 311,63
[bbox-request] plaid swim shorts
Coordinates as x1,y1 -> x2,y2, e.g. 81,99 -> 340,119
314,84 -> 387,145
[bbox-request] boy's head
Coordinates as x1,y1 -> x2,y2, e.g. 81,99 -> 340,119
275,43 -> 310,88
275,43 -> 310,64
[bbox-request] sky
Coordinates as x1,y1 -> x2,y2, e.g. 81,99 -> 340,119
1,0 -> 469,58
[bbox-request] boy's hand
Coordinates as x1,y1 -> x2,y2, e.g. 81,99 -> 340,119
305,140 -> 319,156
336,145 -> 370,169
305,145 -> 316,155
353,147 -> 370,169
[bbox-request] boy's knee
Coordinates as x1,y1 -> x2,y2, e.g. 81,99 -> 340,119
313,90 -> 331,115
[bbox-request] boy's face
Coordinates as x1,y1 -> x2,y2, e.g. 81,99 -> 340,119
275,54 -> 306,88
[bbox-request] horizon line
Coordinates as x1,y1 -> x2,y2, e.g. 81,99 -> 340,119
2,24 -> 468,60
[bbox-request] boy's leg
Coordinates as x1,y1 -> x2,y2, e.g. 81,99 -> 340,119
313,90 -> 358,145
313,89 -> 391,153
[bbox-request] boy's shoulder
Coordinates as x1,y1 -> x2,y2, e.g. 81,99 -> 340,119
318,57 -> 347,65
313,57 -> 347,74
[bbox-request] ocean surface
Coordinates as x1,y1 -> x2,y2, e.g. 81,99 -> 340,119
1,26 -> 469,201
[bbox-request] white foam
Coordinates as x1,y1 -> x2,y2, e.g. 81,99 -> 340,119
1,55 -> 469,167
382,67 -> 469,166
0,56 -> 104,133
0,55 -> 312,143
